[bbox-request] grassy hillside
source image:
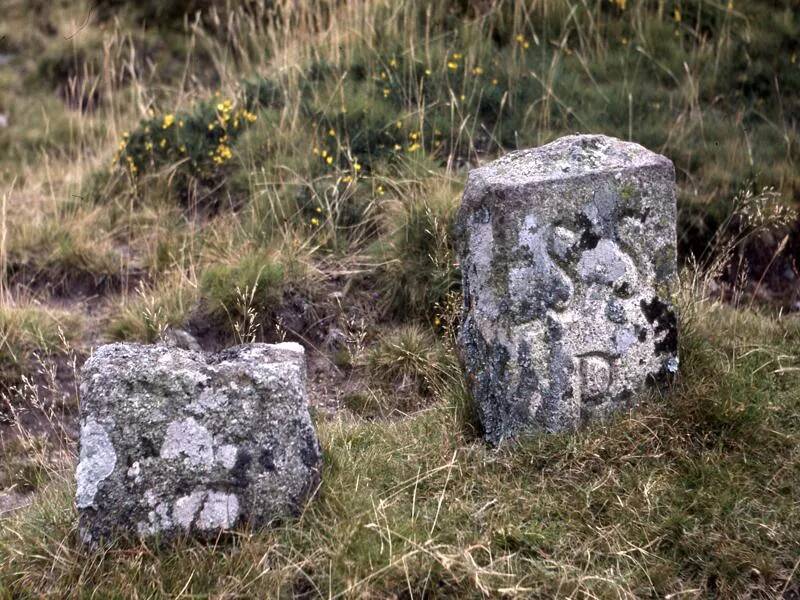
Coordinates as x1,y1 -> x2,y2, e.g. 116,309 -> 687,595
0,0 -> 798,597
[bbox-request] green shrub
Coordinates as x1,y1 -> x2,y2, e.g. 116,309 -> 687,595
106,276 -> 198,343
371,181 -> 460,320
364,325 -> 455,396
199,249 -> 286,321
114,97 -> 258,200
0,306 -> 80,392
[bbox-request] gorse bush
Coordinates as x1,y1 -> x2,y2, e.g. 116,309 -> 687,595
114,96 -> 257,192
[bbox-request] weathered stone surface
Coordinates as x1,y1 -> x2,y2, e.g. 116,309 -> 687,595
76,342 -> 322,544
456,134 -> 678,444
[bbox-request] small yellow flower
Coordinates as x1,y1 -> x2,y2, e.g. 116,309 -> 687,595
321,149 -> 328,158
342,175 -> 353,183
313,147 -> 320,155
316,206 -> 323,213
491,78 -> 499,85
425,68 -> 432,76
381,71 -> 388,80
145,141 -> 154,152
383,88 -> 391,97
328,129 -> 336,137
178,120 -> 184,128
447,62 -> 458,70
452,53 -> 462,60
208,122 -> 215,130
515,34 -> 525,44
673,7 -> 681,22
310,217 -> 320,226
326,155 -> 333,165
434,317 -> 441,326
614,0 -> 626,9
159,139 -> 166,148
472,66 -> 484,75
179,145 -> 186,153
396,121 -> 402,129
394,144 -> 402,151
162,114 -> 175,129
523,41 -> 530,49
460,94 -> 466,101
407,142 -> 421,152
353,162 -> 361,172
377,185 -> 385,195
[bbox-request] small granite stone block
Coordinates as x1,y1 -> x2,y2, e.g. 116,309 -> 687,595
455,134 -> 678,444
76,342 -> 322,544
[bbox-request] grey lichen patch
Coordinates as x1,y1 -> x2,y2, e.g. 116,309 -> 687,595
197,491 -> 240,530
76,342 -> 322,546
456,135 -> 678,444
160,417 -> 214,468
76,417 -> 117,509
173,489 -> 206,530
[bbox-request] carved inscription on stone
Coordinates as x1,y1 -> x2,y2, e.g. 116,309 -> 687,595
456,135 -> 678,444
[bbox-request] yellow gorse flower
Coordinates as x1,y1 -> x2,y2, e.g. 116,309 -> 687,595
162,114 -> 175,129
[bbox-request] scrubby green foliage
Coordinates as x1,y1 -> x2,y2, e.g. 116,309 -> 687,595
372,180 -> 461,320
199,250 -> 286,320
0,306 -> 80,392
115,99 -> 258,189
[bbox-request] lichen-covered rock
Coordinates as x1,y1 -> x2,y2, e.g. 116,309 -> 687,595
76,342 -> 322,545
456,134 -> 678,444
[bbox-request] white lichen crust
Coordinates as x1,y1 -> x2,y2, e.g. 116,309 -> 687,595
456,134 -> 679,444
76,342 -> 321,545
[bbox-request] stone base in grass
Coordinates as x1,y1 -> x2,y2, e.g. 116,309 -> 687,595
76,342 -> 322,545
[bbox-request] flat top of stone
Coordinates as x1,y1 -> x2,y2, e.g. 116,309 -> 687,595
468,134 -> 671,189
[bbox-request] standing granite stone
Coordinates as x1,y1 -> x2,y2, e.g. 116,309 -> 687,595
456,134 -> 678,444
76,342 -> 322,545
